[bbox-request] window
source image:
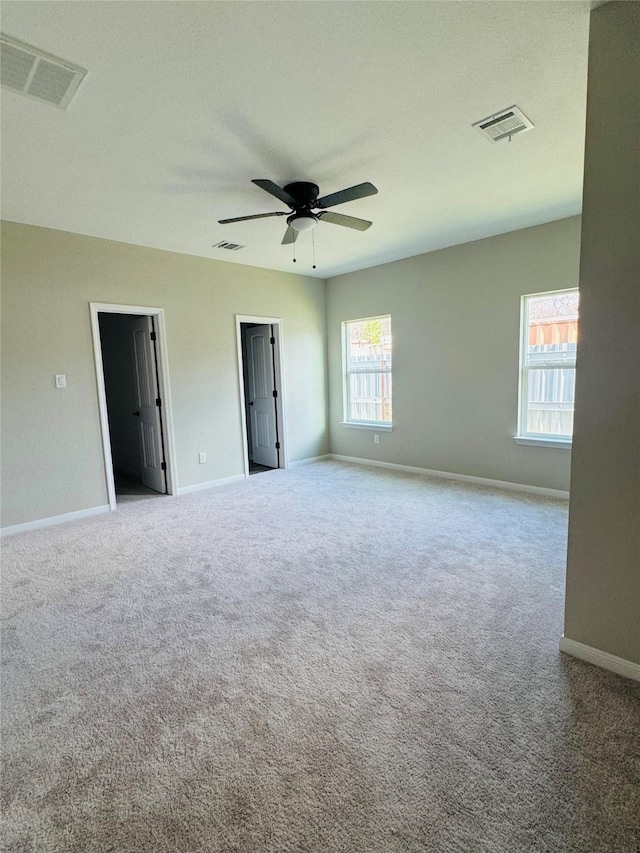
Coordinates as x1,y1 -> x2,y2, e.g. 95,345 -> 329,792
342,315 -> 392,426
517,289 -> 579,443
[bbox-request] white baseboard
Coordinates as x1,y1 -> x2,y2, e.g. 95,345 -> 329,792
0,455 -> 567,535
289,454 -> 331,467
329,455 -> 570,499
559,636 -> 640,682
1,504 -> 111,537
176,474 -> 245,495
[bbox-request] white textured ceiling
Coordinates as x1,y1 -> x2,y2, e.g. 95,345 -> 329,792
1,1 -> 591,278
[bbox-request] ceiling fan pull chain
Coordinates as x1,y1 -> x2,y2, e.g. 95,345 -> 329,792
312,229 -> 316,269
292,240 -> 296,264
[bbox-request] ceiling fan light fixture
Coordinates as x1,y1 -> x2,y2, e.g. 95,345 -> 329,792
288,214 -> 317,232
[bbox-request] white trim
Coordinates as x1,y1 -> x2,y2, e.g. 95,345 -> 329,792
90,307 -> 117,509
514,436 -> 572,449
235,315 -> 288,479
89,303 -> 178,510
176,474 -> 245,495
329,455 -> 570,498
289,454 -> 331,466
559,636 -> 640,682
1,504 -> 110,537
341,422 -> 393,431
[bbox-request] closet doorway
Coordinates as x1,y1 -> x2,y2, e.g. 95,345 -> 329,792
90,303 -> 177,508
236,315 -> 287,477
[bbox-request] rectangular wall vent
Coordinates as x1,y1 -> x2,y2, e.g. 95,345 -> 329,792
213,241 -> 245,251
472,105 -> 533,143
1,33 -> 87,110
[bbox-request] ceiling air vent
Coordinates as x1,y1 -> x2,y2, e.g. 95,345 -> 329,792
213,241 -> 245,251
1,33 -> 87,109
472,105 -> 533,143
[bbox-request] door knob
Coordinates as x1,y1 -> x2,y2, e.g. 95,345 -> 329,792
132,410 -> 140,416
249,401 -> 254,406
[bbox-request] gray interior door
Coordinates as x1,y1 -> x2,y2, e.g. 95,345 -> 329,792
245,324 -> 278,468
131,315 -> 166,492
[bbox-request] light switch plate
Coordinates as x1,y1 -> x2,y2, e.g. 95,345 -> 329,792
55,374 -> 67,388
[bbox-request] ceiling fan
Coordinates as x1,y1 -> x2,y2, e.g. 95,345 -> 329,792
218,179 -> 378,244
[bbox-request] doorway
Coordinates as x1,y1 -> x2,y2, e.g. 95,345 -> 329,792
90,303 -> 177,509
236,315 -> 287,477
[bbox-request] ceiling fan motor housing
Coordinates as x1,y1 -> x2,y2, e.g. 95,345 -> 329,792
283,182 -> 320,207
284,182 -> 321,231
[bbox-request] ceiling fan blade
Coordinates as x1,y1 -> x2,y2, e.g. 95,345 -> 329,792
252,179 -> 297,207
316,182 -> 378,209
218,211 -> 286,224
281,226 -> 299,245
317,211 -> 372,231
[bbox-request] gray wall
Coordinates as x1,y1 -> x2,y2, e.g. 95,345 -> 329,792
326,216 -> 581,492
1,222 -> 328,528
98,313 -> 143,480
564,2 -> 640,664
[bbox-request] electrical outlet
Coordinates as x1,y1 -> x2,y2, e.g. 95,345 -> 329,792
374,434 -> 380,445
198,452 -> 206,464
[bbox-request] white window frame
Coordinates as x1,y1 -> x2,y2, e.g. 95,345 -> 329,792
515,288 -> 578,448
342,315 -> 393,429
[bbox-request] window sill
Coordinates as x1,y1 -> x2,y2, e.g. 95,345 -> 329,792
514,436 -> 572,449
341,422 -> 394,431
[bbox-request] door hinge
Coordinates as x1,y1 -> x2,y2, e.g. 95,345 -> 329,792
161,461 -> 167,471
150,331 -> 157,341
272,389 -> 278,398
156,398 -> 162,407
275,442 -> 280,450
270,336 -> 275,345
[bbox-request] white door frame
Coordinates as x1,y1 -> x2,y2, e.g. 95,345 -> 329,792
90,302 -> 178,510
235,315 -> 288,478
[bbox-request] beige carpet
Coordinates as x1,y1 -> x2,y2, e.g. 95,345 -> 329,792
2,460 -> 639,852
